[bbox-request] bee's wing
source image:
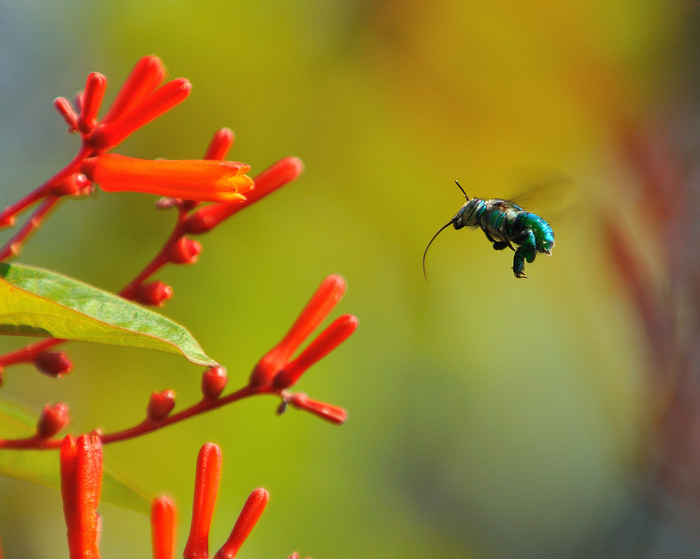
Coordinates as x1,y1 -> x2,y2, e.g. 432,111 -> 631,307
507,172 -> 579,219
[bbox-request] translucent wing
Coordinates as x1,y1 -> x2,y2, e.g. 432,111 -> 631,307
506,172 -> 579,219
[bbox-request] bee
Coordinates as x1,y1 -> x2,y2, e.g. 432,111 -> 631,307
423,181 -> 555,279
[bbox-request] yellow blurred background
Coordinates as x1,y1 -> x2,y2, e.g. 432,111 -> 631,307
0,1 -> 696,557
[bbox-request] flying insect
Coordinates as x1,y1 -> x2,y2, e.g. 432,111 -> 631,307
423,181 -> 555,279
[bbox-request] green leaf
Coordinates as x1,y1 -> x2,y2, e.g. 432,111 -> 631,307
0,262 -> 217,366
0,398 -> 152,514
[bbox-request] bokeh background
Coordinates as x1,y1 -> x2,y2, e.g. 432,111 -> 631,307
1,1 -> 699,557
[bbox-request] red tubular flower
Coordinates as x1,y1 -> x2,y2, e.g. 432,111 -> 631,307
100,55 -> 166,125
273,314 -> 358,389
289,393 -> 348,425
184,156 -> 304,234
249,275 -> 347,388
183,443 -> 222,559
37,402 -> 70,438
54,96 -> 79,131
60,433 -> 103,559
204,128 -> 235,161
87,78 -> 191,151
77,72 -> 107,134
81,154 -> 254,202
213,488 -> 269,559
152,496 -> 177,559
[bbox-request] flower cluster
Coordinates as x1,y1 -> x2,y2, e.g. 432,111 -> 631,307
60,435 -> 281,559
0,56 -> 356,556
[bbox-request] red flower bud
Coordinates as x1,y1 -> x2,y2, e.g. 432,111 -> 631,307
202,366 -> 228,400
167,237 -> 202,264
54,96 -> 79,131
184,156 -> 304,234
250,275 -> 346,388
214,488 -> 269,559
184,443 -> 221,559
289,393 -> 347,425
87,78 -> 191,151
204,127 -> 235,161
152,495 -> 177,559
60,433 -> 103,559
37,402 -> 70,438
134,280 -> 174,306
77,72 -> 107,134
101,55 -> 166,125
34,351 -> 73,378
147,390 -> 176,421
273,314 -> 358,389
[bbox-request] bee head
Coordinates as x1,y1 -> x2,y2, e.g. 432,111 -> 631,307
454,198 -> 482,229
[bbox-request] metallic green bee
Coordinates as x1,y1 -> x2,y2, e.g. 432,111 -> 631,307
423,181 -> 555,279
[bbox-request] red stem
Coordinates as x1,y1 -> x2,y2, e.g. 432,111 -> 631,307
0,384 -> 273,449
0,196 -> 62,260
0,338 -> 65,367
119,220 -> 186,300
0,146 -> 90,232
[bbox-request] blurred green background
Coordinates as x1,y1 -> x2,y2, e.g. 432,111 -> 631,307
0,0 -> 694,557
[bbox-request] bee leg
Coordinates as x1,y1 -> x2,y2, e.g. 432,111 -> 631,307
512,231 -> 537,279
483,230 -> 509,251
513,254 -> 528,279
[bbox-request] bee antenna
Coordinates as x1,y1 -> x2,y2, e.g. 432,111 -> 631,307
455,180 -> 469,200
422,219 -> 454,282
